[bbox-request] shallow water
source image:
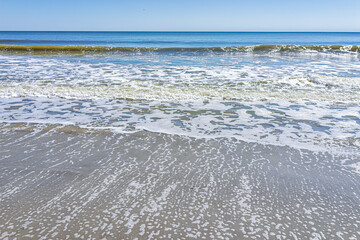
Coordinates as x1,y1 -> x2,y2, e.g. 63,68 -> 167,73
0,32 -> 360,239
0,50 -> 359,153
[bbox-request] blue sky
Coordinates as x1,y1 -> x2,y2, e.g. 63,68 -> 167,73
0,0 -> 359,31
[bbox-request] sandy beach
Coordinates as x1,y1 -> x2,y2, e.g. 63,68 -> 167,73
1,123 -> 359,239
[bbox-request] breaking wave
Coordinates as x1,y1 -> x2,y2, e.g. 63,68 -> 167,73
0,44 -> 359,53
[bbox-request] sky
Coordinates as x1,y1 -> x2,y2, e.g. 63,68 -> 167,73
0,0 -> 360,31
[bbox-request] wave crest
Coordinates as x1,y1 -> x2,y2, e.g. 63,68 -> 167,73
0,44 -> 359,53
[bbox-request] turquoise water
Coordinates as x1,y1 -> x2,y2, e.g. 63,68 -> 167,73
1,31 -> 360,47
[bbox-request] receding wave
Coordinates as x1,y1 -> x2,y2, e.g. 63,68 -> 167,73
0,44 -> 359,53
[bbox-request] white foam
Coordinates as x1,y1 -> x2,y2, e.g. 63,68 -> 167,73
0,54 -> 359,103
0,52 -> 359,155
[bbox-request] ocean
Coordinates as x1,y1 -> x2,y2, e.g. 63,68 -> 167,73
0,32 -> 359,239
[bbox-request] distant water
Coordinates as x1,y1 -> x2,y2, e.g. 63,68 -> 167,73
0,32 -> 360,239
1,31 -> 360,47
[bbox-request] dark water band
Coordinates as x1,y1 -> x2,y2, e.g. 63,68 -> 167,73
0,44 -> 359,52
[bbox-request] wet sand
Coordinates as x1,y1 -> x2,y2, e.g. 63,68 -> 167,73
0,124 -> 359,239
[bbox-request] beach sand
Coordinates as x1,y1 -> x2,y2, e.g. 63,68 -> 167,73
0,123 -> 359,239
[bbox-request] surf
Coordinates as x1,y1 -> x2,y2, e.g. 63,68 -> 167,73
0,44 -> 359,53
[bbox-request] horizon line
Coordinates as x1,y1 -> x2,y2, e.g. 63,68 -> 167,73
1,30 -> 360,33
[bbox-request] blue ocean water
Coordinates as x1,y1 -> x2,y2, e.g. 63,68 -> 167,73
0,31 -> 360,47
